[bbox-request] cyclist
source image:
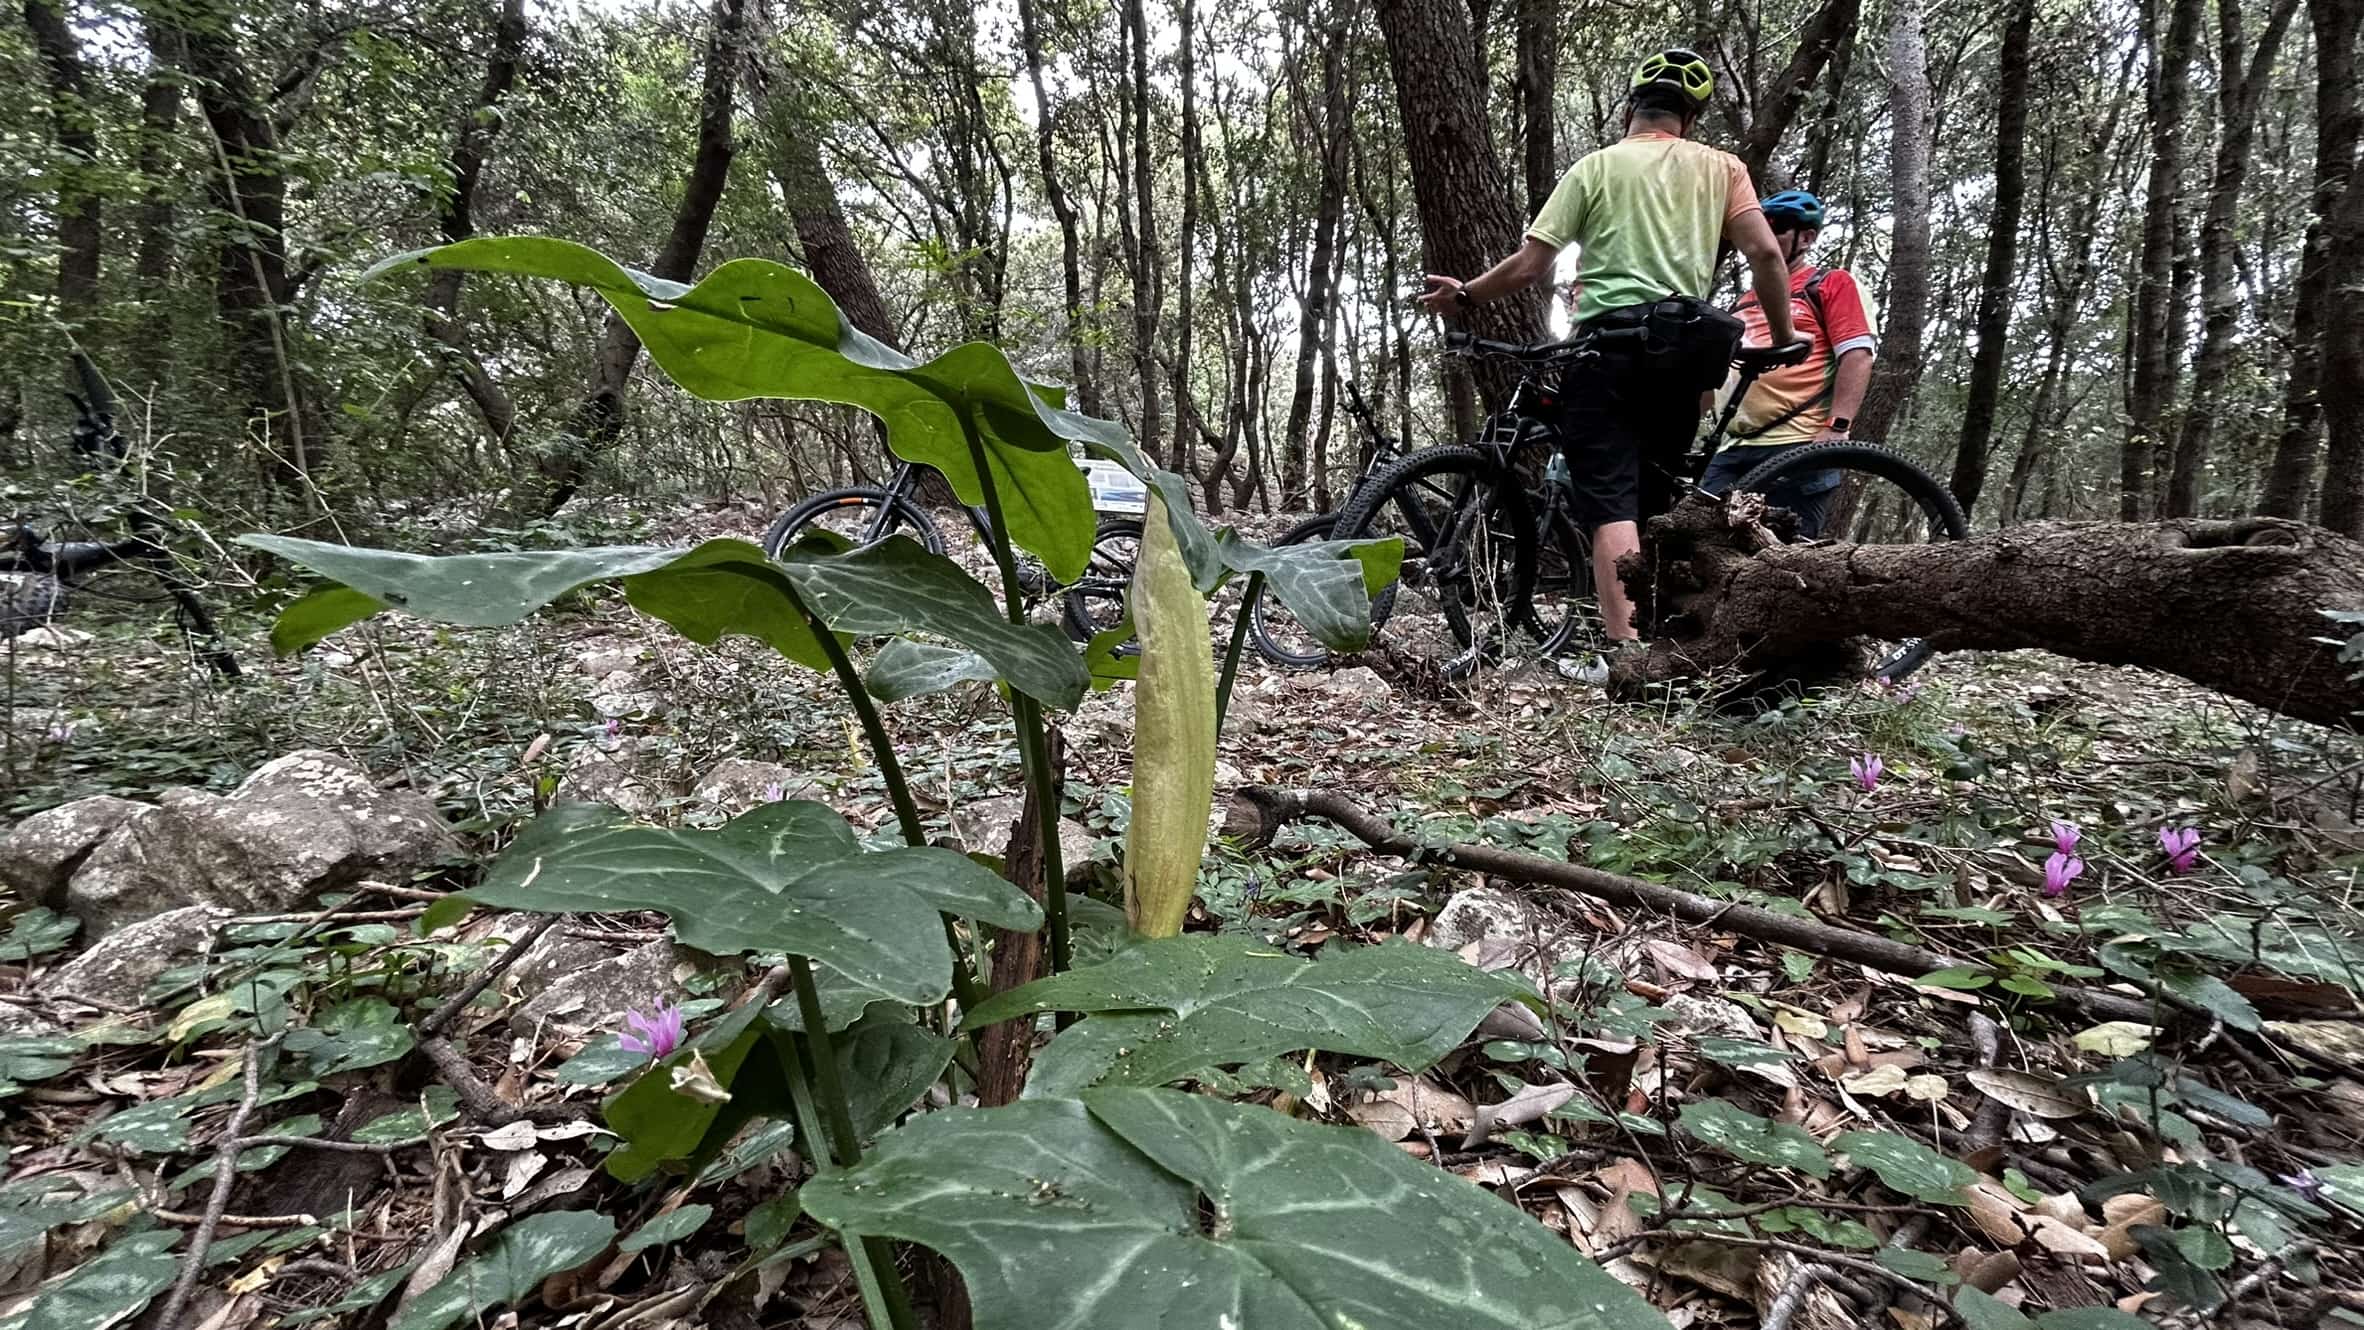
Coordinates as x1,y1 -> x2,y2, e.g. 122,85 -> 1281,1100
1701,189 -> 1878,538
1417,47 -> 1797,651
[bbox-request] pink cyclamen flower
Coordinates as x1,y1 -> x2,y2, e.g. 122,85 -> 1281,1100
617,1003 -> 686,1060
2160,827 -> 2203,874
2042,851 -> 2084,899
1850,753 -> 1883,793
2281,1170 -> 2323,1199
602,717 -> 622,740
2050,821 -> 2081,857
764,782 -> 785,802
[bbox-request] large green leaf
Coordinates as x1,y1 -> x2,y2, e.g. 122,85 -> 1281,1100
386,1211 -> 616,1330
364,237 -> 1128,581
962,935 -> 1531,1098
1677,1100 -> 1832,1178
603,1004 -> 791,1183
1834,1130 -> 1976,1204
864,639 -> 998,702
837,1007 -> 954,1139
1954,1287 -> 2036,1330
782,535 -> 1087,709
1141,470 -> 1401,651
802,1088 -> 1669,1330
470,801 -> 1040,1006
10,1231 -> 177,1330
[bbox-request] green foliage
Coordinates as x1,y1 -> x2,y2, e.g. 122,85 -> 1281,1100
4,1231 -> 178,1330
1677,1100 -> 1832,1178
386,1211 -> 615,1330
963,934 -> 1531,1097
1834,1130 -> 1977,1204
802,1089 -> 1670,1330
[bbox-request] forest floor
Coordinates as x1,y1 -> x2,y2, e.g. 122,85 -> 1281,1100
3,496 -> 2363,1327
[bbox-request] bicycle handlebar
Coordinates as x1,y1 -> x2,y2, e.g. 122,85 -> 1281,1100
1445,327 -> 1813,373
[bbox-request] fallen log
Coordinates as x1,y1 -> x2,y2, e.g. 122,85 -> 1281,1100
1616,496 -> 2364,729
1225,785 -> 2162,1024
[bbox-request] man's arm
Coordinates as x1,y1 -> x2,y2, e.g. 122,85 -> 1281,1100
1416,238 -> 1558,318
1725,209 -> 1796,346
1821,348 -> 1873,439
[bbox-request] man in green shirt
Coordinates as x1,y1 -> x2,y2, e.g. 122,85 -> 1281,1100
1418,48 -> 1797,653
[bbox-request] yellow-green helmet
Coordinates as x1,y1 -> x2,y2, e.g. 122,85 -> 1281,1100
1632,47 -> 1715,111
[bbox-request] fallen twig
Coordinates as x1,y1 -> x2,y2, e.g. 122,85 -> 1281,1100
420,913 -> 560,1038
154,1033 -> 283,1328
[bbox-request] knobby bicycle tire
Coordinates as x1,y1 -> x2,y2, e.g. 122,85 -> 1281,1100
1061,517 -> 1144,645
1728,440 -> 1969,683
1245,513 -> 1340,669
1330,445 -> 1548,671
762,487 -> 947,561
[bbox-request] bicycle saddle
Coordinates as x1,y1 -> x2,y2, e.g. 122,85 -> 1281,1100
1734,338 -> 1814,371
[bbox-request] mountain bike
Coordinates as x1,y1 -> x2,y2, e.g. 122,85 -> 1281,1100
1328,327 -> 1968,683
1245,380 -> 1407,669
761,459 -> 1139,643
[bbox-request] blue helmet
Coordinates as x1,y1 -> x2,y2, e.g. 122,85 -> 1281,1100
1762,189 -> 1826,230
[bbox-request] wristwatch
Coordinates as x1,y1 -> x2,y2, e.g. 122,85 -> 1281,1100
1828,416 -> 1852,433
1454,287 -> 1476,309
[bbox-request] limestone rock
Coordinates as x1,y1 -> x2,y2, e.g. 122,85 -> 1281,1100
950,795 -> 1099,881
511,939 -> 688,1035
475,913 -> 617,1002
1313,666 -> 1392,700
553,740 -> 671,817
45,905 -> 235,1003
0,796 -> 147,907
62,751 -> 458,940
691,760 -> 823,816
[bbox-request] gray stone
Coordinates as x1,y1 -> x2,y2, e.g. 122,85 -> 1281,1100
511,939 -> 688,1035
576,646 -> 640,680
691,760 -> 823,815
478,913 -> 618,1001
45,905 -> 234,1003
553,740 -> 671,817
62,751 -> 459,940
0,796 -> 146,907
588,669 -> 667,719
1423,886 -> 1596,987
0,1000 -> 64,1036
1314,666 -> 1392,701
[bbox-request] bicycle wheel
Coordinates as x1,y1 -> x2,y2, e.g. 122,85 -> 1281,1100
1330,445 -> 1544,675
1530,503 -> 1601,660
762,487 -> 947,561
1060,517 -> 1143,644
1245,513 -> 1341,669
1729,440 -> 1969,683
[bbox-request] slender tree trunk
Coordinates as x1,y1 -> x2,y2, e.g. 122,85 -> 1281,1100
1848,0 -> 1929,447
1281,14 -> 1352,508
1170,0 -> 1203,490
2123,0 -> 2204,519
1123,0 -> 1165,467
1373,0 -> 1542,412
749,25 -> 897,350
24,0 -> 104,322
1946,0 -> 2034,518
1513,0 -> 1556,218
1736,0 -> 1862,189
2167,0 -> 2300,517
2260,0 -> 2362,518
420,0 -> 527,449
1800,17 -> 1855,196
1014,0 -> 1098,415
131,20 -> 184,371
2320,173 -> 2364,536
542,0 -> 745,515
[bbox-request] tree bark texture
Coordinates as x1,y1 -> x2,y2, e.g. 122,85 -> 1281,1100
2260,0 -> 2362,520
1847,0 -> 1928,448
1123,0 -> 1165,468
1373,0 -> 1542,409
1735,0 -> 1861,190
749,34 -> 898,350
1617,495 -> 2364,730
1171,0 -> 1204,493
2166,0 -> 2299,519
2317,162 -> 2364,537
1946,0 -> 2033,519
131,19 -> 185,328
543,0 -> 744,516
1013,0 -> 1098,415
1280,13 -> 1351,508
1513,0 -> 1556,218
2122,0 -> 2203,520
25,0 -> 103,318
422,0 -> 528,449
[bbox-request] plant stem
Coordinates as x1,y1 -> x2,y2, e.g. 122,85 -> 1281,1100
778,986 -> 918,1330
790,956 -> 866,1164
778,572 -> 984,1013
958,418 -> 1070,973
1216,569 -> 1262,734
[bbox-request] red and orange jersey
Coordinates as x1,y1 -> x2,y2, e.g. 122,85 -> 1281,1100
1721,265 -> 1879,448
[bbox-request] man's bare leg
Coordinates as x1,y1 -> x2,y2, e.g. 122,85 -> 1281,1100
1593,518 -> 1641,641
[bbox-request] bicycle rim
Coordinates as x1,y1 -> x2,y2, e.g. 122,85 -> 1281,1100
764,487 -> 942,561
1246,514 -> 1340,668
1061,519 -> 1143,644
1333,446 -> 1541,675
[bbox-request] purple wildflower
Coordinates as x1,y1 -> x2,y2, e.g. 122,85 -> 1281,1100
1850,753 -> 1883,793
2042,851 -> 2084,899
617,1003 -> 686,1060
764,782 -> 785,802
2159,827 -> 2203,874
2281,1170 -> 2323,1199
2050,821 -> 2082,857
602,717 -> 622,741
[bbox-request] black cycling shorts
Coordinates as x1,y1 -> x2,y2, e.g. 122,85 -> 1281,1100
1554,350 -> 1707,531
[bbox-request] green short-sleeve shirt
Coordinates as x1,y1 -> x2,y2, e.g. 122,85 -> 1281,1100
1526,132 -> 1757,324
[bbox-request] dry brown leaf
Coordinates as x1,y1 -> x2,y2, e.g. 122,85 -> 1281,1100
1844,1023 -> 1870,1069
1462,1082 -> 1578,1148
1772,1008 -> 1829,1040
1841,1064 -> 1912,1097
1966,1068 -> 2087,1120
1346,1074 -> 1477,1143
2030,1216 -> 2110,1260
1454,1159 -> 1538,1189
1965,1180 -> 2028,1245
1957,1249 -> 2022,1293
2032,1192 -> 2088,1226
2097,1197 -> 2167,1259
1829,988 -> 1870,1025
1904,1074 -> 1950,1102
1644,939 -> 1720,982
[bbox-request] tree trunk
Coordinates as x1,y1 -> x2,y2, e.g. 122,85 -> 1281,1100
1848,0 -> 1929,447
1280,14 -> 1351,509
422,0 -> 528,449
2167,0 -> 2300,518
1735,0 -> 1862,189
542,0 -> 745,516
1373,0 -> 1542,408
1800,14 -> 1855,196
1946,0 -> 2033,519
131,20 -> 185,367
1619,495 -> 2364,731
24,0 -> 103,320
2318,167 -> 2364,536
1123,0 -> 1165,468
1513,0 -> 1556,217
2260,0 -> 2362,518
1014,0 -> 1098,415
749,31 -> 898,350
1171,0 -> 1203,493
2123,0 -> 2204,520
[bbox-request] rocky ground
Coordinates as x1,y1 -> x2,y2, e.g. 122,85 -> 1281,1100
1,497 -> 2361,1327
